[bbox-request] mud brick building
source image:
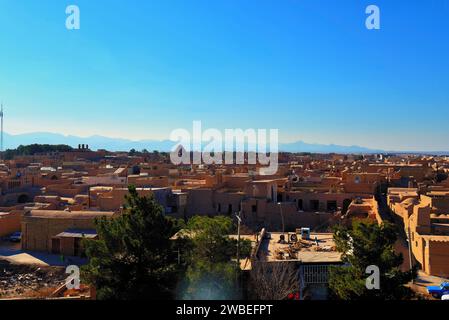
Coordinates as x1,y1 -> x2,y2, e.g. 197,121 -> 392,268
21,210 -> 115,256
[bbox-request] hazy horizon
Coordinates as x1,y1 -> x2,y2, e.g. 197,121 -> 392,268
3,130 -> 449,154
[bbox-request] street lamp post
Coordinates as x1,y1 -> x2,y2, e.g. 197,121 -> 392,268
235,200 -> 243,268
407,226 -> 414,283
235,209 -> 243,296
277,202 -> 285,237
235,210 -> 242,268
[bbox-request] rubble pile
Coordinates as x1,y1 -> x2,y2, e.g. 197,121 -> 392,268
0,260 -> 66,298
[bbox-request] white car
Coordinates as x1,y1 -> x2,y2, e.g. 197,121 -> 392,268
442,295 -> 449,300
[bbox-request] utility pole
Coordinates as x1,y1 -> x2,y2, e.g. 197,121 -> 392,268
278,202 -> 285,237
0,102 -> 3,154
235,209 -> 242,297
87,186 -> 91,208
407,226 -> 414,283
236,211 -> 242,267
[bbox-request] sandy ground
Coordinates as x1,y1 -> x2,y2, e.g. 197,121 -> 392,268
0,259 -> 67,299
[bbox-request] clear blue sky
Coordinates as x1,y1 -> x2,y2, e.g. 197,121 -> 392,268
0,0 -> 448,151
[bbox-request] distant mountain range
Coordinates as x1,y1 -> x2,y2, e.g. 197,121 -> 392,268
2,132 -> 448,155
279,141 -> 383,154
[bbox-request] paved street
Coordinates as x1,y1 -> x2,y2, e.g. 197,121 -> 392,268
376,190 -> 412,272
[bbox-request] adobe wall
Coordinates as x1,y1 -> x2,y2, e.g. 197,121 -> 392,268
0,211 -> 22,237
426,240 -> 449,278
21,216 -> 97,252
286,192 -> 355,212
242,200 -> 333,232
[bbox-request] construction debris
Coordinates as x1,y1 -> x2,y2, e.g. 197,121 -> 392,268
0,259 -> 67,299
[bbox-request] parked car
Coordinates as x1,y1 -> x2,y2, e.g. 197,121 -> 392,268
8,232 -> 21,243
427,282 -> 449,299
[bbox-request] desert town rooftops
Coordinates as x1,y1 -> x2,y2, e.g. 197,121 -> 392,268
25,210 -> 115,219
369,163 -> 424,167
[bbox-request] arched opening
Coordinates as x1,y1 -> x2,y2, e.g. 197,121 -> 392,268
18,194 -> 30,204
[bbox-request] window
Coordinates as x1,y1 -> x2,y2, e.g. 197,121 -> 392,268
252,205 -> 257,213
310,200 -> 319,211
297,199 -> 303,210
327,201 -> 337,212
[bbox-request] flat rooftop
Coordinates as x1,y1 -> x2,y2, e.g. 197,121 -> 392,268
427,191 -> 449,197
260,232 -> 342,264
25,210 -> 115,219
55,229 -> 98,239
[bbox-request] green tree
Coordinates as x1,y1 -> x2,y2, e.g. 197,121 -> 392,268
329,219 -> 416,300
179,216 -> 250,300
3,144 -> 73,160
436,172 -> 448,183
82,186 -> 180,300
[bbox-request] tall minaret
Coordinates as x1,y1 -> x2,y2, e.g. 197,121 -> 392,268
0,103 -> 4,152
